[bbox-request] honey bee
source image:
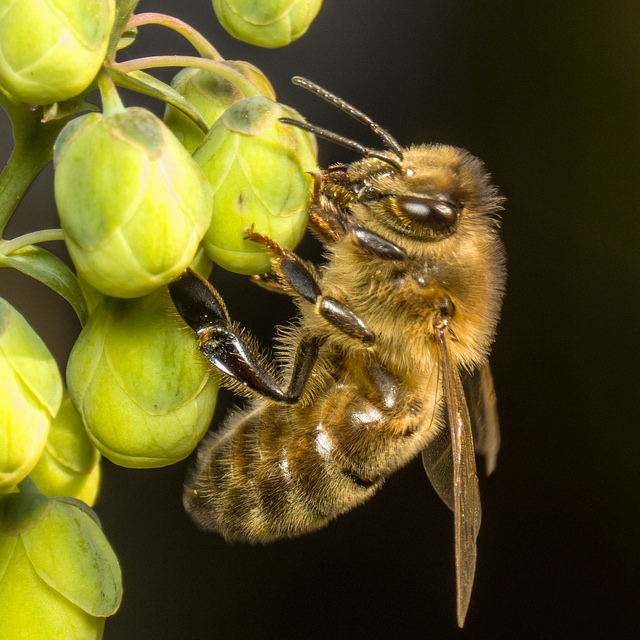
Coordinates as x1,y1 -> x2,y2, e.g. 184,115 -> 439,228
169,77 -> 506,627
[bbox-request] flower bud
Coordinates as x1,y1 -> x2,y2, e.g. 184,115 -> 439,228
194,96 -> 317,274
164,61 -> 275,154
0,299 -> 62,492
0,483 -> 121,638
66,289 -> 219,468
0,0 -> 115,104
212,0 -> 322,48
54,108 -> 212,298
29,394 -> 101,506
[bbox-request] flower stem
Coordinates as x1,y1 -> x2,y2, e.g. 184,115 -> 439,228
110,55 -> 262,98
126,13 -> 224,61
0,94 -> 71,237
0,229 -> 65,256
18,477 -> 39,494
97,69 -> 125,116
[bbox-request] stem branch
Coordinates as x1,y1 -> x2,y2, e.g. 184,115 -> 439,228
126,13 -> 223,60
0,229 -> 65,255
0,98 -> 70,236
110,55 -> 262,98
97,68 -> 125,115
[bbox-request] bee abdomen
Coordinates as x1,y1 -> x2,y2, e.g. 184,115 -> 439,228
184,365 -> 437,543
184,399 -> 388,542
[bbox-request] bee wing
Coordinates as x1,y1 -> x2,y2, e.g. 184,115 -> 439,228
421,396 -> 455,512
463,361 -> 501,475
425,360 -> 499,507
431,322 -> 481,628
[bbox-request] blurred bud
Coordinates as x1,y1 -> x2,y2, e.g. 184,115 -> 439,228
164,60 -> 275,154
54,108 -> 212,298
194,96 -> 317,274
66,288 -> 219,468
0,0 -> 115,104
190,244 -> 214,280
0,299 -> 62,493
77,276 -> 106,315
29,394 -> 101,506
0,481 -> 121,638
212,0 -> 322,48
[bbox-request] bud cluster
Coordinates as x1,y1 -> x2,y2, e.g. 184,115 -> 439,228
1,1 -> 323,635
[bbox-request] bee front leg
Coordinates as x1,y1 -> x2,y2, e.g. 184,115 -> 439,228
348,226 -> 407,261
169,270 -> 320,403
245,228 -> 375,346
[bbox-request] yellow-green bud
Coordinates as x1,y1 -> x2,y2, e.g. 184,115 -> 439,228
212,0 -> 322,48
164,60 -> 275,154
0,0 -> 115,104
54,108 -> 212,298
194,96 -> 317,274
0,483 -> 121,639
66,289 -> 219,468
29,394 -> 101,506
0,299 -> 62,493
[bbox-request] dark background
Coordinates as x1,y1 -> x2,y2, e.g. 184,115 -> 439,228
1,0 -> 639,637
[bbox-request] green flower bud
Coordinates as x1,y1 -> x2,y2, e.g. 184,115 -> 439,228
164,61 -> 275,154
29,395 -> 101,506
212,0 -> 322,48
0,0 -> 115,104
0,483 -> 121,638
228,60 -> 277,100
0,299 -> 63,492
66,289 -> 219,468
194,96 -> 317,274
54,107 -> 212,298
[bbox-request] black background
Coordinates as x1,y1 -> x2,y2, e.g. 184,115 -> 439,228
1,0 -> 639,638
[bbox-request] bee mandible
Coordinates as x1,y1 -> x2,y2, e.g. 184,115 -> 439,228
169,77 -> 506,627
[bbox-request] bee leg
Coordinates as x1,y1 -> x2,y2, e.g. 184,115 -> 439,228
169,269 -> 320,403
308,205 -> 343,242
348,226 -> 407,261
309,193 -> 348,242
312,166 -> 406,258
245,227 -> 375,345
249,271 -> 288,295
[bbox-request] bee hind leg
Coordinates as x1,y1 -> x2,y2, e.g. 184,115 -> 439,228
169,269 -> 320,403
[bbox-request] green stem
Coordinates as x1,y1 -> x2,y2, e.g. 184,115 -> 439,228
126,13 -> 224,61
0,95 -> 71,237
18,477 -> 39,494
97,69 -> 125,116
106,0 -> 142,61
0,229 -> 65,255
110,55 -> 262,98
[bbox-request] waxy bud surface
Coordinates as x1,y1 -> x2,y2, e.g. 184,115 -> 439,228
212,0 -> 322,48
195,96 -> 317,274
0,299 -> 62,492
0,485 -> 121,639
0,0 -> 115,104
66,289 -> 219,468
164,61 -> 275,154
54,108 -> 212,298
29,395 -> 101,506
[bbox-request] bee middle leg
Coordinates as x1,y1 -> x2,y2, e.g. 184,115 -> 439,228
245,227 -> 375,346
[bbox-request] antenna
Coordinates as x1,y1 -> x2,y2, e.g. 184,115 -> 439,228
279,117 -> 403,171
290,76 -> 404,160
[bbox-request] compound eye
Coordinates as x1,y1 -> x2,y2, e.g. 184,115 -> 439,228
395,195 -> 460,232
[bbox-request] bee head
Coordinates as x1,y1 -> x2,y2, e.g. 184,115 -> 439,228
345,144 -> 499,241
281,78 -> 501,243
